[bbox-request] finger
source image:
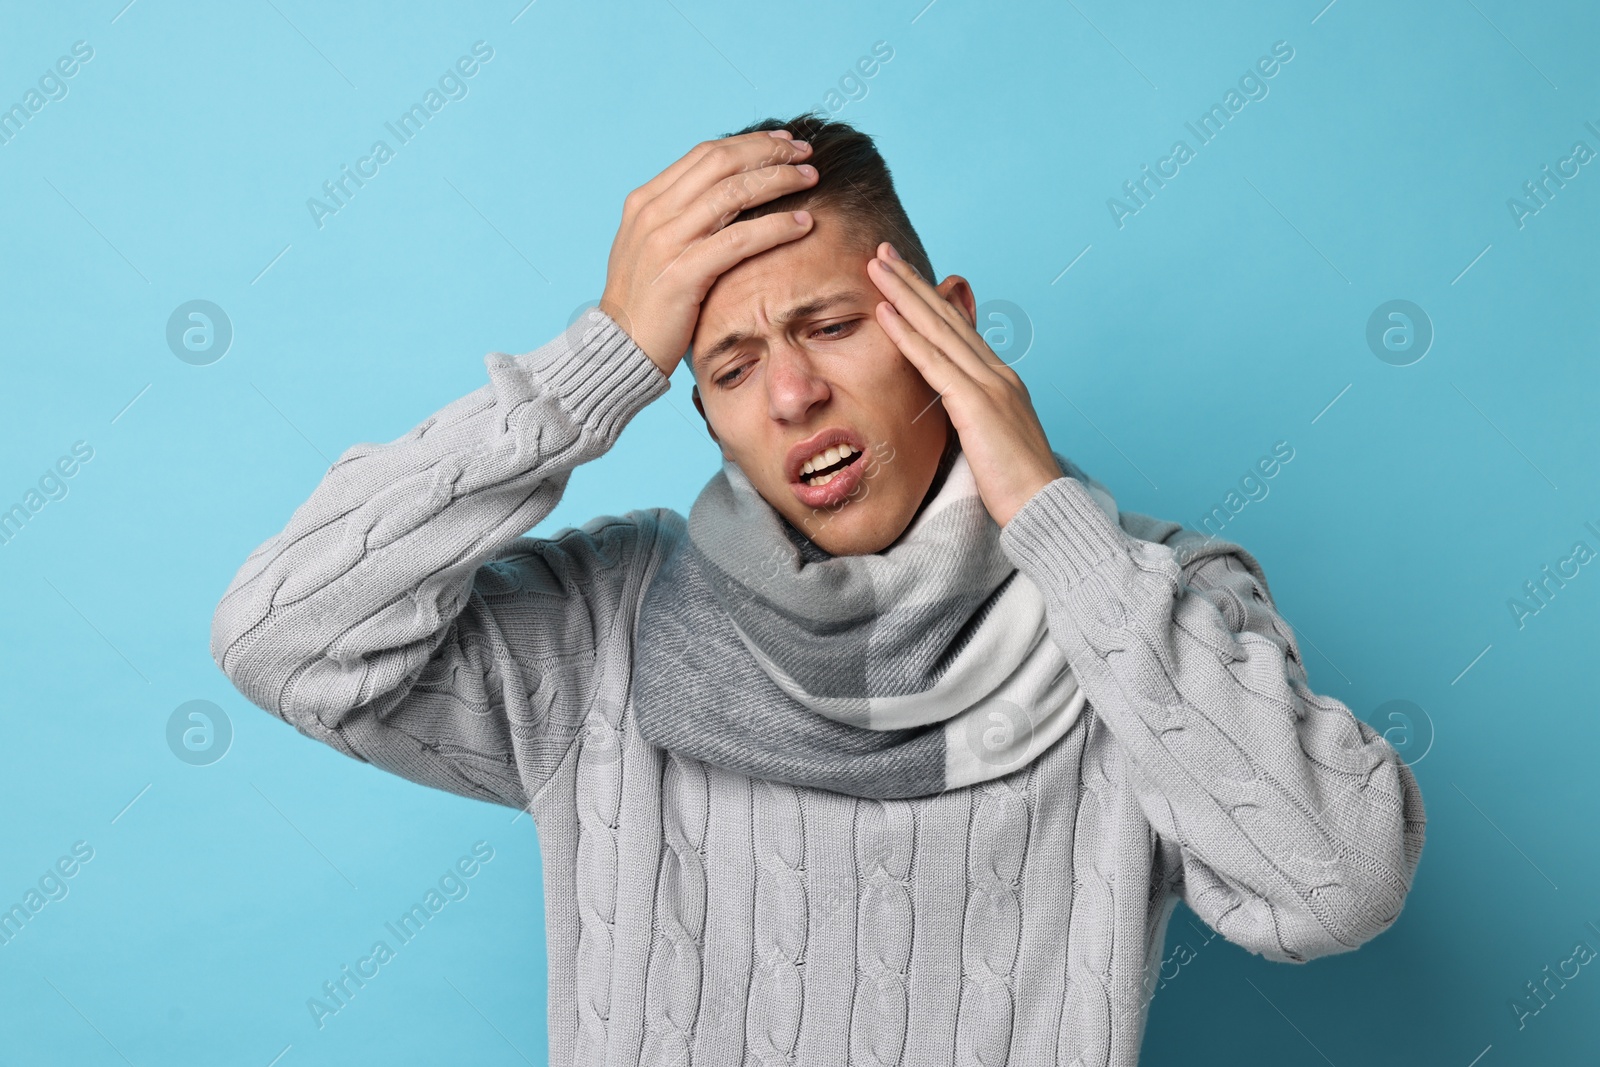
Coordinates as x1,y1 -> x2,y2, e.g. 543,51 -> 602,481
656,209 -> 815,291
871,250 -> 1021,387
874,298 -> 967,395
868,256 -> 1012,384
870,243 -> 990,347
661,161 -> 819,244
876,243 -> 980,337
631,130 -> 795,209
654,134 -> 812,220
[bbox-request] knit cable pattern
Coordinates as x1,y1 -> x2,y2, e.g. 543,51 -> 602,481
955,771 -> 1032,1065
850,798 -> 915,1067
572,685 -> 629,1062
210,312 -> 1424,1067
747,779 -> 807,1065
639,751 -> 711,1066
999,477 -> 1426,965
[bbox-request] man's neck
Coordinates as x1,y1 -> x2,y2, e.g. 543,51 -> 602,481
876,427 -> 960,553
913,428 -> 961,519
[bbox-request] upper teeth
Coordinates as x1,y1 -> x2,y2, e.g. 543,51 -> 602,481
801,443 -> 855,476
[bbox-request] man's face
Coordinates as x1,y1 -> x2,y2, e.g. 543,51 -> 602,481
689,210 -> 974,556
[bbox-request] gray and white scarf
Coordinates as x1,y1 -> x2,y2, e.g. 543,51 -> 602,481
632,442 -> 1120,800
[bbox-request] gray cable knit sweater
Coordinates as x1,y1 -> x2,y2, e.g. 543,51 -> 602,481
210,310 -> 1426,1067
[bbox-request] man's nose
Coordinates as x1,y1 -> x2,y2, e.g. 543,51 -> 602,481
765,340 -> 830,422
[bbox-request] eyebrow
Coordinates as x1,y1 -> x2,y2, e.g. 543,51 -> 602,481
692,289 -> 867,374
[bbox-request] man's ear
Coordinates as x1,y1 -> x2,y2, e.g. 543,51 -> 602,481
936,274 -> 977,327
691,384 -> 720,446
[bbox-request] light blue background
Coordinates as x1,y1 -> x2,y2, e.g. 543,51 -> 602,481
2,0 -> 1596,1063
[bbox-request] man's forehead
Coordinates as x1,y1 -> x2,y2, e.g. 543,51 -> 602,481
690,215 -> 879,365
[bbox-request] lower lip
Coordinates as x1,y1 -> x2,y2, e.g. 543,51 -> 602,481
791,448 -> 870,509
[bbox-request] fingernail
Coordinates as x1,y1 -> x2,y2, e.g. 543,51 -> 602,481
797,164 -> 816,178
885,243 -> 903,261
767,130 -> 793,139
790,139 -> 810,152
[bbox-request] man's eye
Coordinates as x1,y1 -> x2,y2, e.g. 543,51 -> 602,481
716,322 -> 858,387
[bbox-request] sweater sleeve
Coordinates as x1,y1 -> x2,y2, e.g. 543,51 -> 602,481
998,475 -> 1426,964
209,310 -> 672,812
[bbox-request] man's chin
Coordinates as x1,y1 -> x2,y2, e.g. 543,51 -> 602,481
796,498 -> 920,558
765,432 -> 954,556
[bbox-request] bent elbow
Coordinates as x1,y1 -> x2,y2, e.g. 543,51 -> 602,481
1210,887 -> 1406,965
1279,736 -> 1429,961
1201,820 -> 1427,965
1281,820 -> 1427,962
209,585 -> 304,721
1281,885 -> 1412,963
210,592 -> 259,698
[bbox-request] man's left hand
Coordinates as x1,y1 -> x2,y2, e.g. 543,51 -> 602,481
867,241 -> 1064,528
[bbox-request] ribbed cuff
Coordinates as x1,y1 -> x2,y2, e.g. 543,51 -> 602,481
999,475 -> 1131,587
512,307 -> 672,446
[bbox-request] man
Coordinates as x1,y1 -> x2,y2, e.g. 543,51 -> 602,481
211,114 -> 1425,1066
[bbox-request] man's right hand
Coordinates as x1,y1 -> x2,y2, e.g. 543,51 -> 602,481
597,129 -> 819,377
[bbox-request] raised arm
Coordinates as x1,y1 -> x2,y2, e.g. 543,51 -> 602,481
211,127 -> 823,812
209,314 -> 672,810
998,475 -> 1426,964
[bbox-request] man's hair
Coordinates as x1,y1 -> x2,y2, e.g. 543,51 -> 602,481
724,113 -> 937,283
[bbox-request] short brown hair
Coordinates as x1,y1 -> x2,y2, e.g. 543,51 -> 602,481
724,113 -> 936,282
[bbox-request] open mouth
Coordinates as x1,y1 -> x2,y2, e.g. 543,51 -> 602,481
799,446 -> 864,487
